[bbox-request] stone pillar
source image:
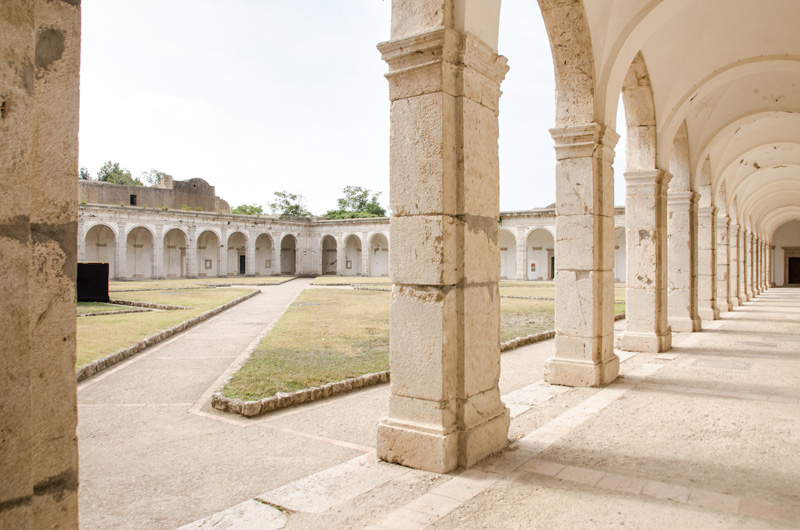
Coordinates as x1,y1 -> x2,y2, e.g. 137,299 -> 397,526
0,1 -> 81,527
77,224 -> 87,261
361,232 -> 369,276
336,236 -> 344,276
515,227 -> 526,281
728,223 -> 740,307
544,124 -> 620,385
153,225 -> 164,279
116,223 -> 127,280
219,228 -> 228,277
769,245 -> 775,287
186,226 -> 198,278
716,215 -> 731,312
273,236 -> 282,275
697,206 -> 719,321
376,28 -> 510,473
755,238 -> 762,295
620,170 -> 672,352
745,231 -> 754,299
761,240 -> 768,291
246,233 -> 256,276
667,191 -> 700,331
739,229 -> 748,302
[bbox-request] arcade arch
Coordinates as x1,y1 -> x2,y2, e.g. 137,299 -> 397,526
255,234 -> 274,276
344,235 -> 362,276
162,229 -> 187,278
499,230 -> 516,280
525,229 -> 554,281
197,230 -> 220,278
321,235 -> 337,275
84,224 -> 116,279
227,232 -> 247,276
368,233 -> 389,277
126,227 -> 154,279
281,235 -> 297,275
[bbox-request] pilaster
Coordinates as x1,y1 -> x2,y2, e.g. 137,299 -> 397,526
666,191 -> 701,331
697,206 -> 719,321
376,28 -> 510,473
544,123 -> 620,385
619,170 -> 672,352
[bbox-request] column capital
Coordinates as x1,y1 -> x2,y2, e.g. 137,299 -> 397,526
667,190 -> 698,205
549,123 -> 619,160
624,168 -> 671,185
698,206 -> 718,217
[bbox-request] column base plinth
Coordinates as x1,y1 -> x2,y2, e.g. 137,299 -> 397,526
377,406 -> 509,473
544,354 -> 619,387
698,308 -> 720,321
619,330 -> 672,353
668,317 -> 701,332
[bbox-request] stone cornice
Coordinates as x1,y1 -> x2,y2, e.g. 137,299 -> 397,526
549,123 -> 620,160
667,191 -> 698,205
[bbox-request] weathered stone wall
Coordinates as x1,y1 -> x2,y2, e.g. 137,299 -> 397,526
0,1 -> 81,528
79,177 -> 229,213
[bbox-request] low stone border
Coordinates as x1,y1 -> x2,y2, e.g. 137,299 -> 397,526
353,285 -> 392,292
500,330 -> 556,352
78,308 -> 151,318
615,312 -> 626,321
76,289 -> 261,383
109,299 -> 191,310
108,277 -> 296,293
211,371 -> 390,418
501,295 -> 556,301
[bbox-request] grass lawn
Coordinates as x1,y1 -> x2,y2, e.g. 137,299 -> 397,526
109,276 -> 291,292
77,302 -> 146,315
222,288 -> 390,400
76,287 -> 256,369
310,276 -> 392,286
223,285 -> 624,401
500,281 -> 627,302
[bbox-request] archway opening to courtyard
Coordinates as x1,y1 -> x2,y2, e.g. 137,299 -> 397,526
500,229 -> 517,280
227,232 -> 247,276
321,235 -> 337,275
772,220 -> 800,286
344,235 -> 362,276
614,226 -> 626,283
197,230 -> 220,278
126,226 -> 154,279
163,228 -> 187,278
84,224 -> 116,279
369,233 -> 389,277
281,235 -> 297,275
526,229 -> 554,281
255,234 -> 274,276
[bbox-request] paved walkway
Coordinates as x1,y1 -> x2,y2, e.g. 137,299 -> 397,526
79,286 -> 800,529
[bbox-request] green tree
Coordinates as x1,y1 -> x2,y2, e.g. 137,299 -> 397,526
79,166 -> 92,180
269,191 -> 311,217
231,203 -> 264,216
142,168 -> 171,186
325,186 -> 386,219
96,161 -> 142,186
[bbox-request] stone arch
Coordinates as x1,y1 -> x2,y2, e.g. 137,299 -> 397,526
227,231 -> 248,276
321,235 -> 338,275
162,228 -> 187,278
525,228 -> 555,281
343,234 -> 362,276
499,229 -> 516,280
621,52 -> 657,171
84,223 -> 116,280
255,233 -> 274,276
126,226 -> 154,279
197,230 -> 220,277
281,234 -> 297,275
368,233 -> 389,277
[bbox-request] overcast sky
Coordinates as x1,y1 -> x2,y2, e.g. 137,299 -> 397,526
79,0 -> 626,215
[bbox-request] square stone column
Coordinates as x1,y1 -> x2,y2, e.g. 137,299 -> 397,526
186,226 -> 198,278
246,235 -> 256,276
116,223 -> 127,280
739,228 -> 748,301
376,28 -> 510,473
697,206 -> 719,321
745,231 -> 754,299
754,238 -> 761,295
515,227 -> 526,281
544,124 -> 620,386
728,223 -> 740,307
272,239 -> 282,276
153,225 -> 164,279
620,170 -> 672,352
667,191 -> 700,331
716,215 -> 731,312
761,240 -> 768,291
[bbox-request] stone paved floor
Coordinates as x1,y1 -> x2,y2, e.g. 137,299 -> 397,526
79,286 -> 800,529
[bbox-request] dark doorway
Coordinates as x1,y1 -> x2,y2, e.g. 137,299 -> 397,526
550,256 -> 556,281
239,255 -> 246,275
789,257 -> 800,284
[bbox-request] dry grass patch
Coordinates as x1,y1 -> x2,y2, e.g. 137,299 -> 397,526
109,276 -> 291,292
77,302 -> 142,315
77,287 -> 256,369
222,288 -> 390,400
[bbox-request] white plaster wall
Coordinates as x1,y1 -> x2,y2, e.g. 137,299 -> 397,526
255,234 -> 274,276
773,220 -> 800,286
84,224 -> 116,279
126,227 -> 154,279
526,229 -> 554,280
369,234 -> 389,277
499,230 -> 516,280
344,235 -> 362,276
614,227 -> 626,282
